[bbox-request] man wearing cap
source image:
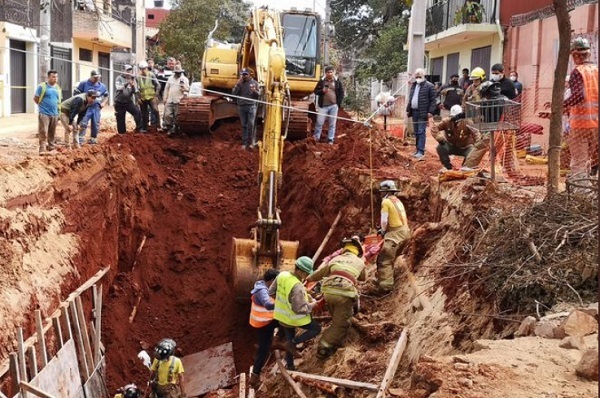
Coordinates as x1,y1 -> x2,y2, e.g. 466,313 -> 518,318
163,65 -> 189,136
269,256 -> 322,370
114,64 -> 142,135
232,68 -> 260,149
564,36 -> 598,179
430,105 -> 478,172
74,69 -> 109,145
136,60 -> 161,132
377,180 -> 411,292
59,89 -> 99,149
306,236 -> 366,359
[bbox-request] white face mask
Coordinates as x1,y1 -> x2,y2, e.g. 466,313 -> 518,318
490,74 -> 501,82
510,76 -> 517,81
415,77 -> 424,84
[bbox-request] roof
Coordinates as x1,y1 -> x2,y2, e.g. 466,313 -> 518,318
146,8 -> 170,29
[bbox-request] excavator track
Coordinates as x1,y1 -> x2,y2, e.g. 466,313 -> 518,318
285,101 -> 314,140
177,97 -> 212,134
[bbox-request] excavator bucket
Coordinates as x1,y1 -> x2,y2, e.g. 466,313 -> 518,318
231,237 -> 299,299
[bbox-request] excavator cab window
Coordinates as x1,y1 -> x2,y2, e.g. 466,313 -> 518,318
282,13 -> 318,77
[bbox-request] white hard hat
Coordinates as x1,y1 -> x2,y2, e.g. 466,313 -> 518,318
138,61 -> 148,69
450,105 -> 463,117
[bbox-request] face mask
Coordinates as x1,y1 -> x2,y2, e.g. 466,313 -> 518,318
490,74 -> 501,82
415,77 -> 424,84
510,76 -> 517,81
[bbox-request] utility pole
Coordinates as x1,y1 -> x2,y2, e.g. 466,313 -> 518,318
39,0 -> 51,79
406,0 -> 426,75
324,0 -> 331,66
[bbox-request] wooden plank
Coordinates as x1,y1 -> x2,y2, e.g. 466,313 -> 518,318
376,329 -> 408,398
238,373 -> 246,398
52,316 -> 63,349
66,267 -> 110,302
274,351 -> 307,398
182,343 -> 236,396
19,381 -> 58,398
69,300 -> 89,380
26,346 -> 38,378
93,284 -> 102,365
62,306 -> 73,342
17,328 -> 28,384
75,296 -> 95,377
311,210 -> 342,264
28,340 -> 83,398
35,310 -> 48,368
287,371 -> 379,391
9,352 -> 21,395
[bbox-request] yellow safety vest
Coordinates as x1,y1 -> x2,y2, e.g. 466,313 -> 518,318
249,294 -> 274,328
273,272 -> 311,327
137,73 -> 157,100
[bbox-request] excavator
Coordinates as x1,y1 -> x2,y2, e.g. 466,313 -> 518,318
181,7 -> 324,298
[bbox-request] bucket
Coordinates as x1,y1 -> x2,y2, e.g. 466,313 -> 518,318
364,234 -> 382,246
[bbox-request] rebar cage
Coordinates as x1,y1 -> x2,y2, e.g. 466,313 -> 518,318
465,98 -> 521,133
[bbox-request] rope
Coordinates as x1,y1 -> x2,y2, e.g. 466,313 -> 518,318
369,128 -> 375,231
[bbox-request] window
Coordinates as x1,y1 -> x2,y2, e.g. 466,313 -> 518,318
446,53 -> 459,81
471,45 -> 491,76
430,56 -> 443,84
148,14 -> 155,19
282,13 -> 318,77
79,48 -> 93,62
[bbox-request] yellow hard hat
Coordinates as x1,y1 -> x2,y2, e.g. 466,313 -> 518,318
470,67 -> 485,81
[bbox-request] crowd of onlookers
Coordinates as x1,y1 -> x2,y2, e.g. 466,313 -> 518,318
33,56 -> 189,156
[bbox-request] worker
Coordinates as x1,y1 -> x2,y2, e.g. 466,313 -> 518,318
431,104 -> 478,172
163,65 -> 189,137
58,89 -> 98,150
313,66 -> 344,145
232,68 -> 260,149
458,68 -> 472,91
114,64 -> 142,135
136,60 -> 161,132
74,70 -> 109,145
306,236 -> 366,359
376,180 -> 411,292
439,74 -> 464,113
564,36 -> 598,180
114,383 -> 141,398
490,64 -> 517,100
462,67 -> 485,107
269,256 -> 322,370
249,268 -> 280,389
149,338 -> 185,398
509,71 -> 523,98
33,70 -> 61,155
406,68 -> 437,161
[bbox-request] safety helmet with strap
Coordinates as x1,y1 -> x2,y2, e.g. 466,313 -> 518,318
379,180 -> 399,193
470,67 -> 485,81
341,236 -> 364,257
122,384 -> 140,398
570,37 -> 590,52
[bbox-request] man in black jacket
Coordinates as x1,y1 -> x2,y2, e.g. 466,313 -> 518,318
406,68 -> 437,160
313,66 -> 344,144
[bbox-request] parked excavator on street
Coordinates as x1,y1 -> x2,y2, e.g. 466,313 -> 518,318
184,7 -> 324,298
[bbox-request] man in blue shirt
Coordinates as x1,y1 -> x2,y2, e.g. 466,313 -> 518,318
33,70 -> 61,155
74,70 -> 109,144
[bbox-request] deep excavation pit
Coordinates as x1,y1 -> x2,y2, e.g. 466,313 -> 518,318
0,117 -> 596,397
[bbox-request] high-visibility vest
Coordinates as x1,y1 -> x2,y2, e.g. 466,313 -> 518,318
249,294 -> 274,328
38,82 -> 62,112
137,73 -> 157,100
273,272 -> 311,327
570,64 -> 599,129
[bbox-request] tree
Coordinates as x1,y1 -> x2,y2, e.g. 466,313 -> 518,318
158,0 -> 250,79
546,0 -> 571,197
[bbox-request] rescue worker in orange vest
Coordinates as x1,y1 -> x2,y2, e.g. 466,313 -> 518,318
248,268 -> 280,388
564,37 -> 598,179
269,256 -> 322,370
376,180 -> 411,292
306,236 -> 366,359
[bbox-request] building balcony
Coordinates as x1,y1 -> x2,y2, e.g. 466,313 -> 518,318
425,0 -> 499,50
73,9 -> 132,48
0,0 -> 37,29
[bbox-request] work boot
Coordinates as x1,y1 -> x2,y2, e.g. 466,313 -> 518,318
249,372 -> 260,389
284,341 -> 301,358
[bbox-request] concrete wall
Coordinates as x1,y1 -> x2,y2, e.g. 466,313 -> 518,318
0,22 -> 39,117
72,38 -> 113,84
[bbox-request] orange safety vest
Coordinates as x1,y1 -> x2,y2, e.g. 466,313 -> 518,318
570,64 -> 599,129
249,294 -> 274,328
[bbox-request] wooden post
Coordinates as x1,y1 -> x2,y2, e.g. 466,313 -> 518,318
26,346 -> 38,378
19,381 -> 59,398
75,296 -> 95,376
287,371 -> 379,391
9,352 -> 20,396
376,329 -> 408,398
94,284 -> 103,365
247,366 -> 255,398
62,305 -> 73,342
35,310 -> 48,368
70,300 -> 89,380
53,316 -> 64,349
17,328 -> 28,397
312,210 -> 342,264
238,372 -> 246,398
274,351 -> 307,398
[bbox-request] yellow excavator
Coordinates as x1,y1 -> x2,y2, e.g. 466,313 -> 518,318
182,7 -> 323,298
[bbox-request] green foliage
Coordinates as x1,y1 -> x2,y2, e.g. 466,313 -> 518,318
157,0 -> 250,80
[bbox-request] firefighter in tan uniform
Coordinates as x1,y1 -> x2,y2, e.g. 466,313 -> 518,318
306,236 -> 366,359
563,37 -> 598,179
376,180 -> 411,292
